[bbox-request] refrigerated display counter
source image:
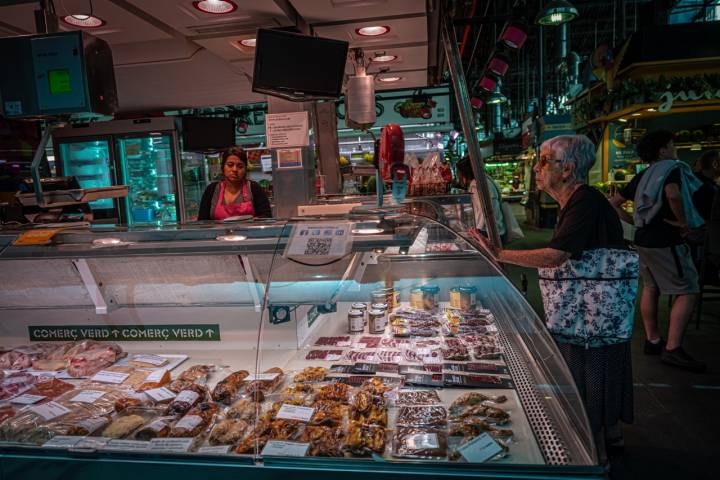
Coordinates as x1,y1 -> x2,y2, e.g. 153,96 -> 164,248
0,213 -> 603,479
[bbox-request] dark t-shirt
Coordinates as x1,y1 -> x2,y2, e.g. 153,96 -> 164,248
692,171 -> 718,221
620,168 -> 682,248
549,185 -> 625,259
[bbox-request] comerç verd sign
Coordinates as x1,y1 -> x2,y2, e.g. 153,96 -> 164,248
658,88 -> 720,112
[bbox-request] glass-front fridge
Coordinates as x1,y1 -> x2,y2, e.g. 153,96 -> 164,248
56,138 -> 116,212
52,118 -> 184,224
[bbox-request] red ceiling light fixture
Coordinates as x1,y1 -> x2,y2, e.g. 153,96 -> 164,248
192,0 -> 238,15
499,22 -> 528,50
355,25 -> 390,36
487,52 -> 510,77
477,74 -> 498,92
61,14 -> 105,28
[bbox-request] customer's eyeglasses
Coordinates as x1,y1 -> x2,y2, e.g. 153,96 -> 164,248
538,155 -> 563,168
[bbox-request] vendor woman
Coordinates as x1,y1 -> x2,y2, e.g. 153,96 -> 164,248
198,146 -> 272,220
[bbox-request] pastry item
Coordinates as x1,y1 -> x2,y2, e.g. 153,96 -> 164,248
245,367 -> 284,402
315,382 -> 350,403
135,416 -> 175,441
451,404 -> 510,424
169,402 -> 218,437
165,384 -> 207,416
396,390 -> 442,406
310,400 -> 346,426
344,421 -> 386,456
293,367 -> 326,383
350,390 -> 387,426
102,414 -> 146,439
167,365 -> 212,393
300,426 -> 345,457
211,370 -> 249,405
66,415 -> 112,436
448,418 -> 514,439
396,405 -> 447,426
227,398 -> 261,421
209,418 -> 250,445
393,427 -> 447,459
361,377 -> 391,396
136,369 -> 171,392
115,392 -> 153,412
25,378 -> 74,400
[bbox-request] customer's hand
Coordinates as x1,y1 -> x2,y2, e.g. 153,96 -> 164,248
467,229 -> 501,259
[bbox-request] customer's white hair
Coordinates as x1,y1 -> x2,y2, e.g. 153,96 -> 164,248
541,135 -> 596,182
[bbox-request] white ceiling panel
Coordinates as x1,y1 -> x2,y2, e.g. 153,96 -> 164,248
290,0 -> 425,23
313,15 -> 427,47
125,0 -> 291,38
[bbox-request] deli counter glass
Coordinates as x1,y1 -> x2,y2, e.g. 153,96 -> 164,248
0,214 -> 602,479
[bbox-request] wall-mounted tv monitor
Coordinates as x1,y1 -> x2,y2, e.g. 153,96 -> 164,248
252,28 -> 349,101
181,117 -> 235,152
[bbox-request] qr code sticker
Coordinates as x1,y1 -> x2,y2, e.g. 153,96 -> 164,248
304,237 -> 332,256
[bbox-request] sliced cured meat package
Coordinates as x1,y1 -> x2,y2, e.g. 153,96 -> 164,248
66,343 -> 125,378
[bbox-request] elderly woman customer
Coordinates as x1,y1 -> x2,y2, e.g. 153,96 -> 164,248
483,135 -> 638,454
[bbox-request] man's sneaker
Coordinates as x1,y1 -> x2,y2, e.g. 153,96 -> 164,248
661,347 -> 707,372
644,338 -> 665,355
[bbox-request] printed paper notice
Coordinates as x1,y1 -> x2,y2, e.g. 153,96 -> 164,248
145,387 -> 176,402
265,112 -> 309,148
10,393 -> 46,404
43,436 -> 83,449
91,370 -> 129,384
103,439 -> 150,452
276,404 -> 314,422
245,373 -> 279,382
70,390 -> 106,404
261,440 -> 309,457
196,445 -> 231,455
276,148 -> 303,169
149,438 -> 193,452
30,401 -> 71,421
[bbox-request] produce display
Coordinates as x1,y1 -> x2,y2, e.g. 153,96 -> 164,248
0,295 -> 517,464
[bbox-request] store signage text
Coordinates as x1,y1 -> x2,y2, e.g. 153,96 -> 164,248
28,324 -> 221,342
658,88 -> 720,112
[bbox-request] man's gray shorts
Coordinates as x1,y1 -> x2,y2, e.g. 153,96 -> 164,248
637,244 -> 699,295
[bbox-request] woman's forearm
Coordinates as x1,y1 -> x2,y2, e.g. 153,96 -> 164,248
498,248 -> 570,268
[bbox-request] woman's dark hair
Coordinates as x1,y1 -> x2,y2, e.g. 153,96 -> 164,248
221,146 -> 248,168
695,149 -> 720,172
456,156 -> 474,183
636,130 -> 674,163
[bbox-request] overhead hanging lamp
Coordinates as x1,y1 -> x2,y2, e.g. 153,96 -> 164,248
477,74 -> 498,93
535,0 -> 579,26
487,52 -> 511,77
498,22 -> 528,49
487,84 -> 508,105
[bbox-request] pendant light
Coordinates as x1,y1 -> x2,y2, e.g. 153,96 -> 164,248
536,0 -> 579,26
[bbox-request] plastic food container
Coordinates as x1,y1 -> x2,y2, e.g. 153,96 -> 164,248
351,302 -> 368,325
411,285 -> 440,310
371,288 -> 399,310
348,309 -> 365,333
449,286 -> 477,311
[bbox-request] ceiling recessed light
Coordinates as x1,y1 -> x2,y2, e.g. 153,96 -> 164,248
192,0 -> 237,15
356,25 -> 390,36
239,38 -> 256,47
62,14 -> 105,28
372,54 -> 397,63
377,76 -> 402,83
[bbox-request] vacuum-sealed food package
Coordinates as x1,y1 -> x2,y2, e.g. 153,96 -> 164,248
396,389 -> 442,406
245,367 -> 284,402
226,398 -> 261,421
393,427 -> 447,459
208,418 -> 251,445
169,402 -> 218,438
396,405 -> 447,426
344,421 -> 386,456
134,416 -> 176,441
66,342 -> 125,378
167,365 -> 212,393
165,384 -> 207,416
211,370 -> 249,405
300,425 -> 345,457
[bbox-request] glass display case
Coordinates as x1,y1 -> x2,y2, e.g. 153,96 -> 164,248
56,138 -> 116,211
0,213 -> 602,479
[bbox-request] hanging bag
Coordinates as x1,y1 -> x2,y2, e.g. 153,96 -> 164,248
538,248 -> 639,348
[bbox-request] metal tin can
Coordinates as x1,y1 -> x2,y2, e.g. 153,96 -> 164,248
352,302 -> 368,325
368,308 -> 386,334
450,286 -> 477,311
371,288 -> 398,310
348,309 -> 365,333
371,302 -> 387,312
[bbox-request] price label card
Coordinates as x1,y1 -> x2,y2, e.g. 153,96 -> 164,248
70,390 -> 106,404
174,415 -> 202,431
486,324 -> 498,333
336,341 -> 351,347
30,401 -> 71,421
422,356 -> 442,365
132,354 -> 168,366
10,394 -> 46,405
276,404 -> 314,422
43,436 -> 83,449
74,436 -> 111,450
91,371 -> 129,384
356,343 -> 367,349
245,373 -> 279,382
406,433 -> 439,450
175,390 -> 200,404
149,438 -> 193,453
145,369 -> 168,383
325,354 -> 342,362
458,433 -> 505,463
196,445 -> 231,455
103,439 -> 151,452
145,387 -> 176,402
261,440 -> 309,457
